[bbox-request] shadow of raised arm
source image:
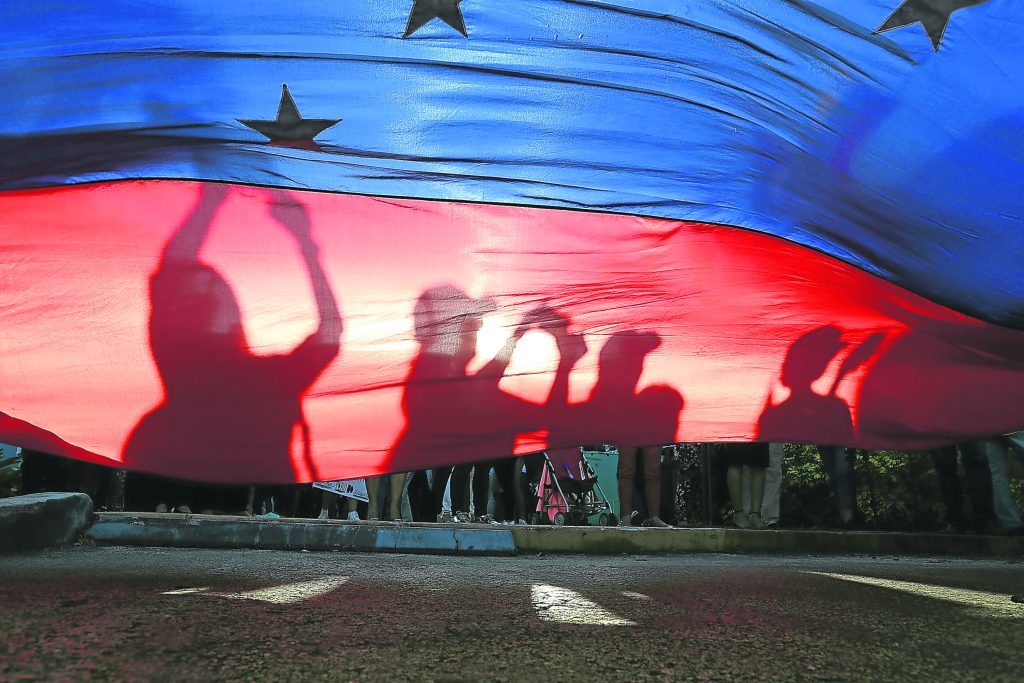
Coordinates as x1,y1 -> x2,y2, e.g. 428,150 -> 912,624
161,183 -> 230,266
269,189 -> 342,346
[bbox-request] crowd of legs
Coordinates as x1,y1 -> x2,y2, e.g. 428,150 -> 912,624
11,437 -> 1024,535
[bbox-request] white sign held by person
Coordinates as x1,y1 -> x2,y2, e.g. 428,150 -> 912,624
313,478 -> 368,502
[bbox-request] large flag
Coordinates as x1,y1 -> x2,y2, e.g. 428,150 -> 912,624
1,0 -> 1022,483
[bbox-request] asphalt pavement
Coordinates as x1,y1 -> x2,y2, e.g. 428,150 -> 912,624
1,547 -> 1022,681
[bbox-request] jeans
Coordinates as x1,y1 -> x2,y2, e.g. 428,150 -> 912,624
742,443 -> 784,523
983,438 -> 1023,530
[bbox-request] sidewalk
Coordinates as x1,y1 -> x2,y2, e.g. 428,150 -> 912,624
82,512 -> 1024,557
0,492 -> 93,552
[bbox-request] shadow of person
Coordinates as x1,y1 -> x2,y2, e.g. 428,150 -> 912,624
564,331 -> 682,524
122,184 -> 342,484
757,326 -> 882,445
570,331 -> 683,448
386,290 -> 585,476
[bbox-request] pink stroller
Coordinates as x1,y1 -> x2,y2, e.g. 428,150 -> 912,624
534,451 -> 616,526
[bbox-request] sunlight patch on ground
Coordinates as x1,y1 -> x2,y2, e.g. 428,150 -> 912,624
161,587 -> 211,595
531,584 -> 636,626
162,577 -> 348,604
622,591 -> 653,601
808,572 -> 1022,619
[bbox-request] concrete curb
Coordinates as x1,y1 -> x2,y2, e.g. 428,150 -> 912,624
512,526 -> 1024,557
0,493 -> 94,553
86,513 -> 516,556
83,513 -> 1024,557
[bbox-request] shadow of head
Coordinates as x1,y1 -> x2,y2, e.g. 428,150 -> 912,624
413,284 -> 496,363
596,330 -> 662,391
781,325 -> 847,389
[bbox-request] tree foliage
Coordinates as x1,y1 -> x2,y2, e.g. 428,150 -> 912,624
779,444 -> 1024,530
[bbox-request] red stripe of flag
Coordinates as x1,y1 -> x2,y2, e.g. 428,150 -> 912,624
2,180 -> 1022,483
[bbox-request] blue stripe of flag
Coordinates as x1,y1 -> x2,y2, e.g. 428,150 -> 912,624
1,1 -> 1021,326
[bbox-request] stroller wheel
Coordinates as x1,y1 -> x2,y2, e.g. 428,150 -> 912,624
598,512 -> 611,527
553,512 -> 566,527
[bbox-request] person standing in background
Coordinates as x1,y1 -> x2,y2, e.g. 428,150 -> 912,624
722,443 -> 769,529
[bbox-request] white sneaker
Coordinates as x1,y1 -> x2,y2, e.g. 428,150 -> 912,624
317,509 -> 330,521
516,519 -> 528,526
347,511 -> 360,521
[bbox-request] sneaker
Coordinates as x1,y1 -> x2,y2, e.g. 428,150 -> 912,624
748,512 -> 765,530
731,511 -> 751,529
436,510 -> 454,524
176,505 -> 193,515
617,517 -> 632,527
347,511 -> 361,521
155,503 -> 168,514
642,516 -> 671,528
454,511 -> 472,524
475,514 -> 496,524
317,509 -> 330,521
516,519 -> 528,526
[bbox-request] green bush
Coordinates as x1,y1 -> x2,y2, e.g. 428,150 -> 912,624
777,445 -> 1023,531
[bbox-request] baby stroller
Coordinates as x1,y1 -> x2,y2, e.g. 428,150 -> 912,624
0,445 -> 21,498
534,450 -> 616,526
